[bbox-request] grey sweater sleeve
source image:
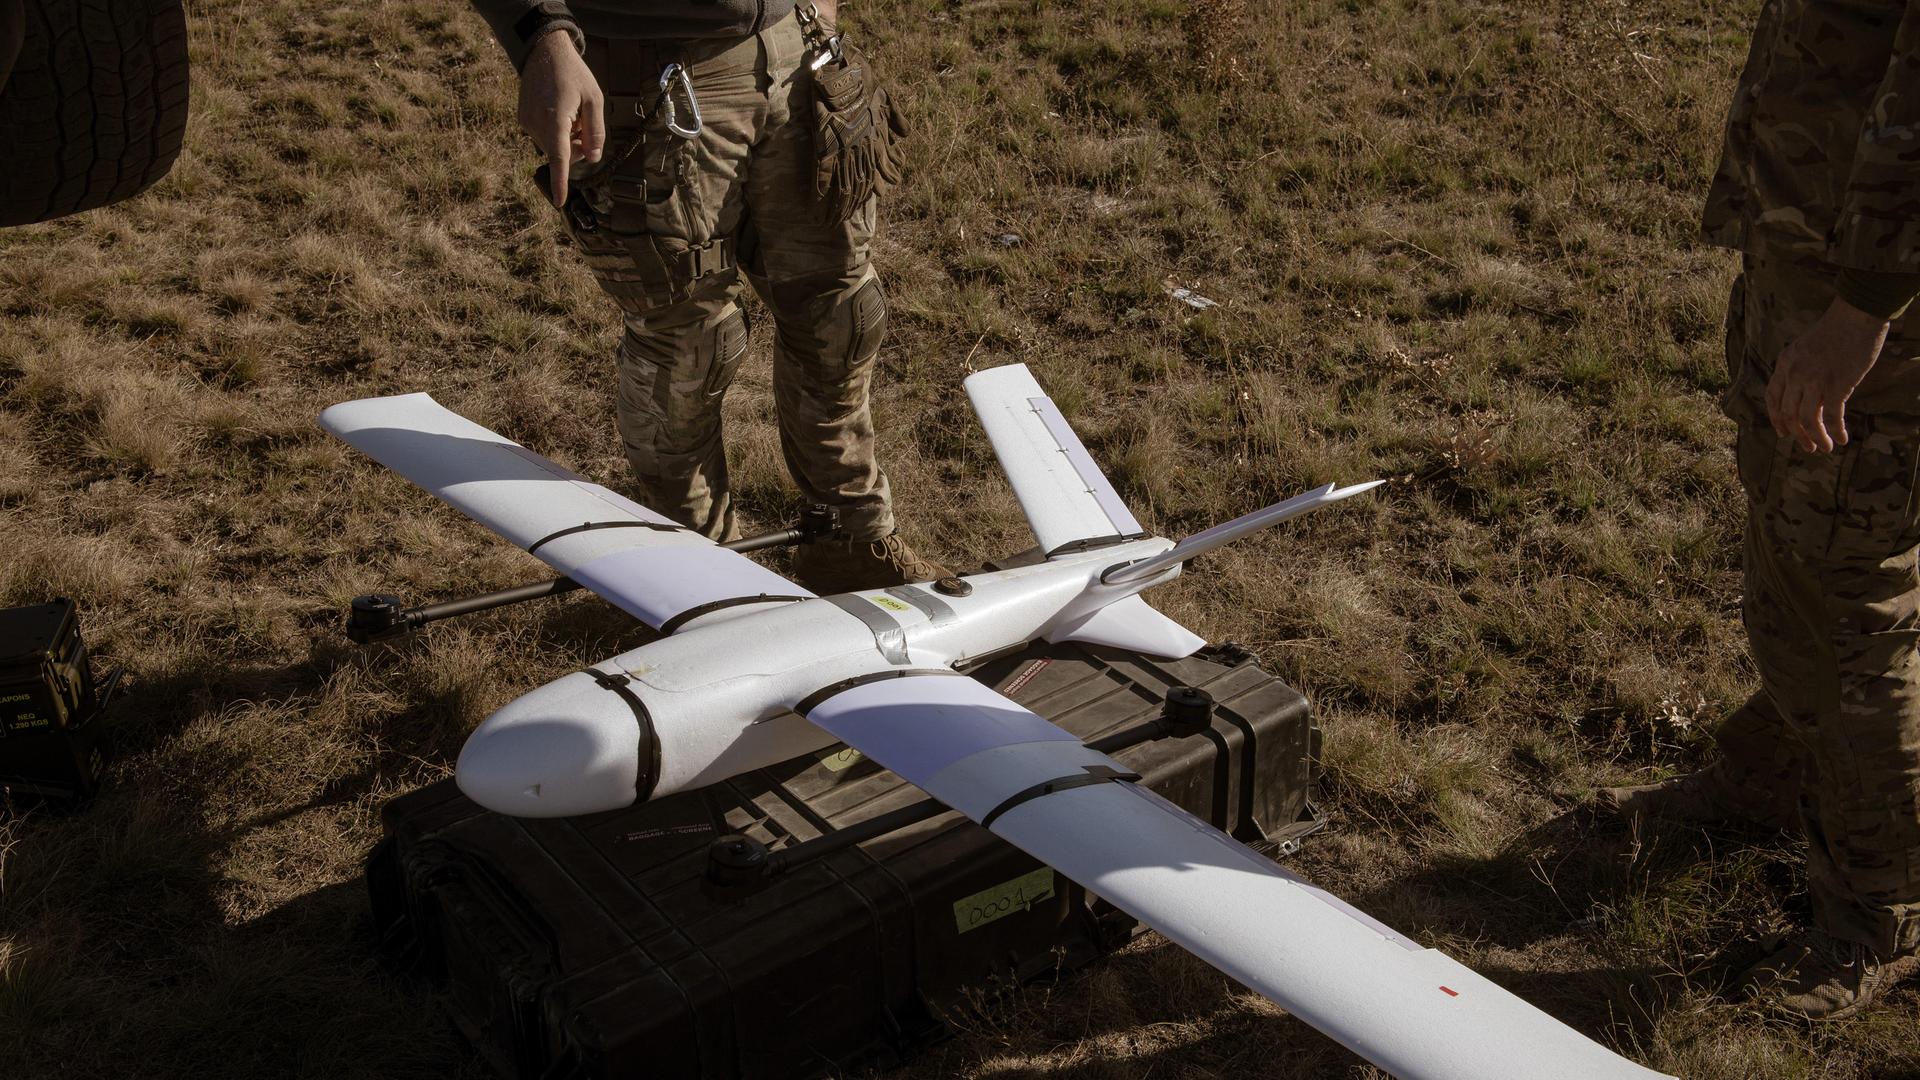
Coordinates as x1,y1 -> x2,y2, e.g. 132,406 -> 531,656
469,0 -> 584,70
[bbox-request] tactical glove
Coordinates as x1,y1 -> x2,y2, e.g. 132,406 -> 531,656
811,39 -> 908,225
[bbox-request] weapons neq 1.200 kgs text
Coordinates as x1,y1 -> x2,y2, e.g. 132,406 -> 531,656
321,364 -> 1671,1080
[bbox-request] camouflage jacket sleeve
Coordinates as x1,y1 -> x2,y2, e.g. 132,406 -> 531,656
469,0 -> 583,71
1833,2 -> 1920,272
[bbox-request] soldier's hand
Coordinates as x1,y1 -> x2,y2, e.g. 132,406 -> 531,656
1766,296 -> 1891,454
519,29 -> 604,207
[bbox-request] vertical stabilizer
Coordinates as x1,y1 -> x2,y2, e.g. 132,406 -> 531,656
964,364 -> 1143,556
1044,595 -> 1206,658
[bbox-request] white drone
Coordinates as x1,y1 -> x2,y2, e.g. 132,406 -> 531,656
322,364 -> 1668,1080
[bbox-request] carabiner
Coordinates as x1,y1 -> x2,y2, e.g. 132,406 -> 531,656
658,63 -> 702,140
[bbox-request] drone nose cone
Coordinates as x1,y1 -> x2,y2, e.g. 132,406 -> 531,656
456,672 -> 644,818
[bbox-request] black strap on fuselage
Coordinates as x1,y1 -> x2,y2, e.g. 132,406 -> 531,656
588,667 -> 663,802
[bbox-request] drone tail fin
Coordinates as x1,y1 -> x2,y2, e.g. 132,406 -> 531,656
963,364 -> 1144,558
1043,594 -> 1206,658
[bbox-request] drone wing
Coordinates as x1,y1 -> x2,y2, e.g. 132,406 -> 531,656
321,393 -> 809,631
800,674 -> 1670,1080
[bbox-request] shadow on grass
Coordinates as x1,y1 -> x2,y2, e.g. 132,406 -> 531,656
1317,804 -> 1809,1062
0,796 -> 491,1079
0,569 -> 674,1076
0,632 -> 535,1078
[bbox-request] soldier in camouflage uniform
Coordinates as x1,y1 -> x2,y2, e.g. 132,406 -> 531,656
1601,0 -> 1920,1019
467,0 -> 948,593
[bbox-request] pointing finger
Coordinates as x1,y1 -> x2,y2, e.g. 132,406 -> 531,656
581,89 -> 606,163
546,113 -> 572,206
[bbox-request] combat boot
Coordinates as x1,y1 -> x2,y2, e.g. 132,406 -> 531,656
1741,930 -> 1920,1021
1593,769 -> 1767,827
793,532 -> 953,594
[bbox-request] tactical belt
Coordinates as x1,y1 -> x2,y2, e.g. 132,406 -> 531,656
571,36 -> 741,308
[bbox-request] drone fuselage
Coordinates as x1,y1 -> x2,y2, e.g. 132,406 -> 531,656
454,538 -> 1178,817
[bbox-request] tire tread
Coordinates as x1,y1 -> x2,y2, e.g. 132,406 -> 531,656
0,0 -> 188,226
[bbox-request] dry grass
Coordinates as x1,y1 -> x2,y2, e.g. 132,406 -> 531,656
0,0 -> 1911,1076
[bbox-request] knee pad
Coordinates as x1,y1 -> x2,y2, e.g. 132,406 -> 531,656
615,305 -> 748,452
701,306 -> 750,401
766,270 -> 883,378
846,274 -> 886,368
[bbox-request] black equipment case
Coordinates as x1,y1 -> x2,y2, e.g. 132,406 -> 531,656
0,599 -> 107,802
368,640 -> 1319,1080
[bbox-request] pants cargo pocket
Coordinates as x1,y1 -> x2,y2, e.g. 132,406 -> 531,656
554,191 -> 650,314
1734,422 -> 1778,506
550,170 -> 674,314
1834,418 -> 1920,561
644,125 -> 708,249
552,115 -> 728,315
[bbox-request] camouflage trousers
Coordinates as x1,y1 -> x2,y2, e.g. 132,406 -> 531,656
559,11 -> 894,542
1711,252 -> 1920,956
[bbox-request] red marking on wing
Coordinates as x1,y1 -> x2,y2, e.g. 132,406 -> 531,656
1439,986 -> 1459,997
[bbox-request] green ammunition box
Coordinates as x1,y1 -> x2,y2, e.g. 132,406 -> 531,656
0,599 -> 107,803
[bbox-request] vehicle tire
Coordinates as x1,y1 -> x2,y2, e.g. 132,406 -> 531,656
0,0 -> 189,227
1,0 -> 24,93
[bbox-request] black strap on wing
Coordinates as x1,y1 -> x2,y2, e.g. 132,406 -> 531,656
658,594 -> 811,635
792,668 -> 965,717
527,519 -> 686,555
980,765 -> 1141,830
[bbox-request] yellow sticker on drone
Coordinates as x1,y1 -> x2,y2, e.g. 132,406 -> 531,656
819,747 -> 864,772
866,594 -> 911,613
953,867 -> 1056,934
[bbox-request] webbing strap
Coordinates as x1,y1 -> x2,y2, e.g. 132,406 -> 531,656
526,519 -> 685,556
587,668 -> 662,802
979,765 -> 1141,830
